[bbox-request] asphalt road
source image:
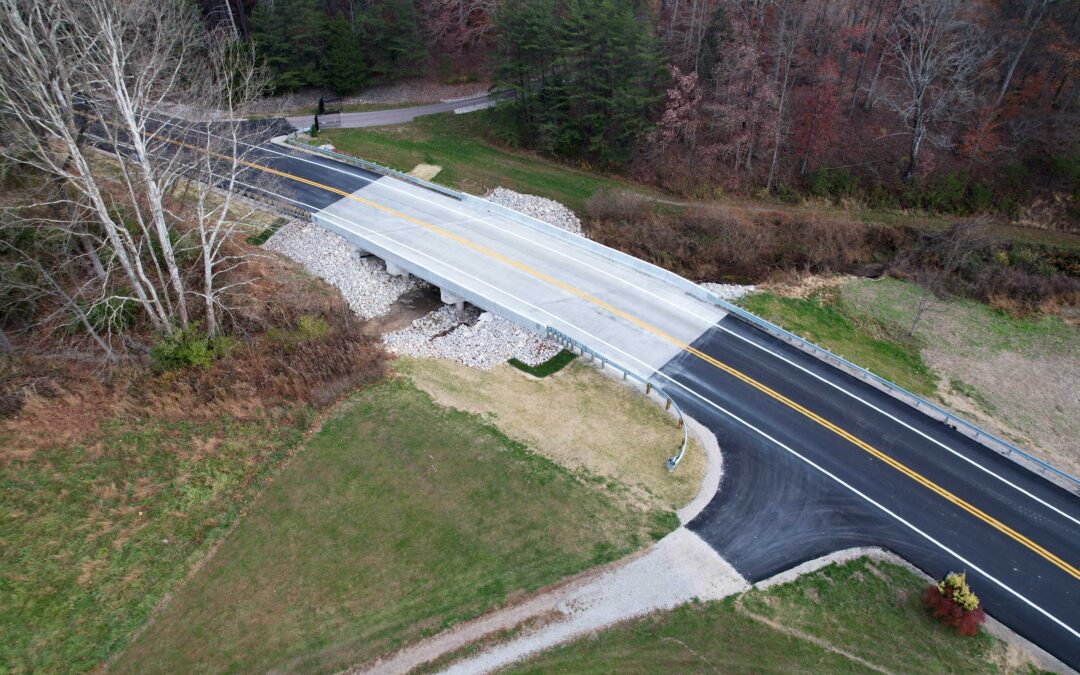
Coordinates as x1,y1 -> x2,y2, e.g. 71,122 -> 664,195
96,114 -> 1080,667
663,318 -> 1080,667
285,94 -> 497,130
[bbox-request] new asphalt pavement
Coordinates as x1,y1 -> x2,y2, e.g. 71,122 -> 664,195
663,318 -> 1080,666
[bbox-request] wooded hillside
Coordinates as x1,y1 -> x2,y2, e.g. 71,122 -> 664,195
206,0 -> 1079,223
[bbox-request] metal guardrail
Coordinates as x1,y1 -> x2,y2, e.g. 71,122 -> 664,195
547,327 -> 689,472
232,183 -> 311,222
279,133 -> 1078,493
705,294 -> 1080,493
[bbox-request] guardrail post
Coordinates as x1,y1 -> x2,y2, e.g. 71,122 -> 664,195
645,383 -> 652,395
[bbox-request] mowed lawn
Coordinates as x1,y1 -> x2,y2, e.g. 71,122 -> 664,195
114,379 -> 674,673
511,557 -> 1037,674
318,113 -> 655,213
0,414 -> 308,673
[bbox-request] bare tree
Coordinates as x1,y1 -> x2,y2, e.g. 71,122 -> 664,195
423,0 -> 498,53
902,217 -> 995,333
766,0 -> 810,192
0,0 -> 173,333
0,0 -> 266,359
994,0 -> 1055,110
881,0 -> 985,180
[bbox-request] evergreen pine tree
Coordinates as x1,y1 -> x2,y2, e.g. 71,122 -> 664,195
250,0 -> 328,92
360,0 -> 424,82
324,18 -> 367,96
493,0 -> 557,140
493,0 -> 665,165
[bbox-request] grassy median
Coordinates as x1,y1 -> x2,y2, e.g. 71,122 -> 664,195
114,378 -> 675,673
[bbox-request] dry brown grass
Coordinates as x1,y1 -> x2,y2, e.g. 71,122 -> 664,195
585,198 -> 910,283
397,356 -> 706,510
0,242 -> 388,460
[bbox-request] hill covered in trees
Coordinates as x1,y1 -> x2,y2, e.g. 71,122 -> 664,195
204,0 -> 1079,225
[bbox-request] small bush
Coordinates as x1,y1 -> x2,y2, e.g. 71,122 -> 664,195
67,294 -> 139,335
296,314 -> 329,339
921,172 -> 968,214
968,181 -> 993,213
247,217 -> 286,246
508,349 -> 577,377
150,325 -> 235,371
924,571 -> 986,636
1048,153 -> 1080,185
806,169 -> 858,203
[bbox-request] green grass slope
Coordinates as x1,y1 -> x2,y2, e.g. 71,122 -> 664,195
114,379 -> 673,673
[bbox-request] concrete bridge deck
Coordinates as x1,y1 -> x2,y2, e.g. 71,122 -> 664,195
314,175 -> 727,376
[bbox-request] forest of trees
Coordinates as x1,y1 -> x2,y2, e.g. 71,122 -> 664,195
626,0 -> 1080,208
248,0 -> 425,94
203,0 -> 1079,213
2,0 -> 1077,366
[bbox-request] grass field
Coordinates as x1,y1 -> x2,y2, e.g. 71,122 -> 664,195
742,276 -> 1080,475
739,287 -> 939,397
511,557 -> 1039,674
113,378 -> 676,673
319,113 -> 657,213
840,277 -> 1080,473
0,412 -> 309,673
399,357 -> 705,511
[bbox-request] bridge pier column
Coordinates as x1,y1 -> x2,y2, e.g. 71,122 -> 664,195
385,260 -> 409,278
440,288 -> 465,312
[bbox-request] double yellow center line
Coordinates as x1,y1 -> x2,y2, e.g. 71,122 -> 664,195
120,117 -> 1080,581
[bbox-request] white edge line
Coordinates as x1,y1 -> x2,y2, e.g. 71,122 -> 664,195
710,325 -> 1080,527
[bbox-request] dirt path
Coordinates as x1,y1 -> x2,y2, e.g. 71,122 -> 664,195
346,407 -> 729,674
733,595 -> 891,674
353,528 -> 749,675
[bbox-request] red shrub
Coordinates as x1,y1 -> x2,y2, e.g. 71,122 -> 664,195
924,583 -> 986,636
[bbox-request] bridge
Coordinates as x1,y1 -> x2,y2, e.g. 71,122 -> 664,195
140,122 -> 1080,668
